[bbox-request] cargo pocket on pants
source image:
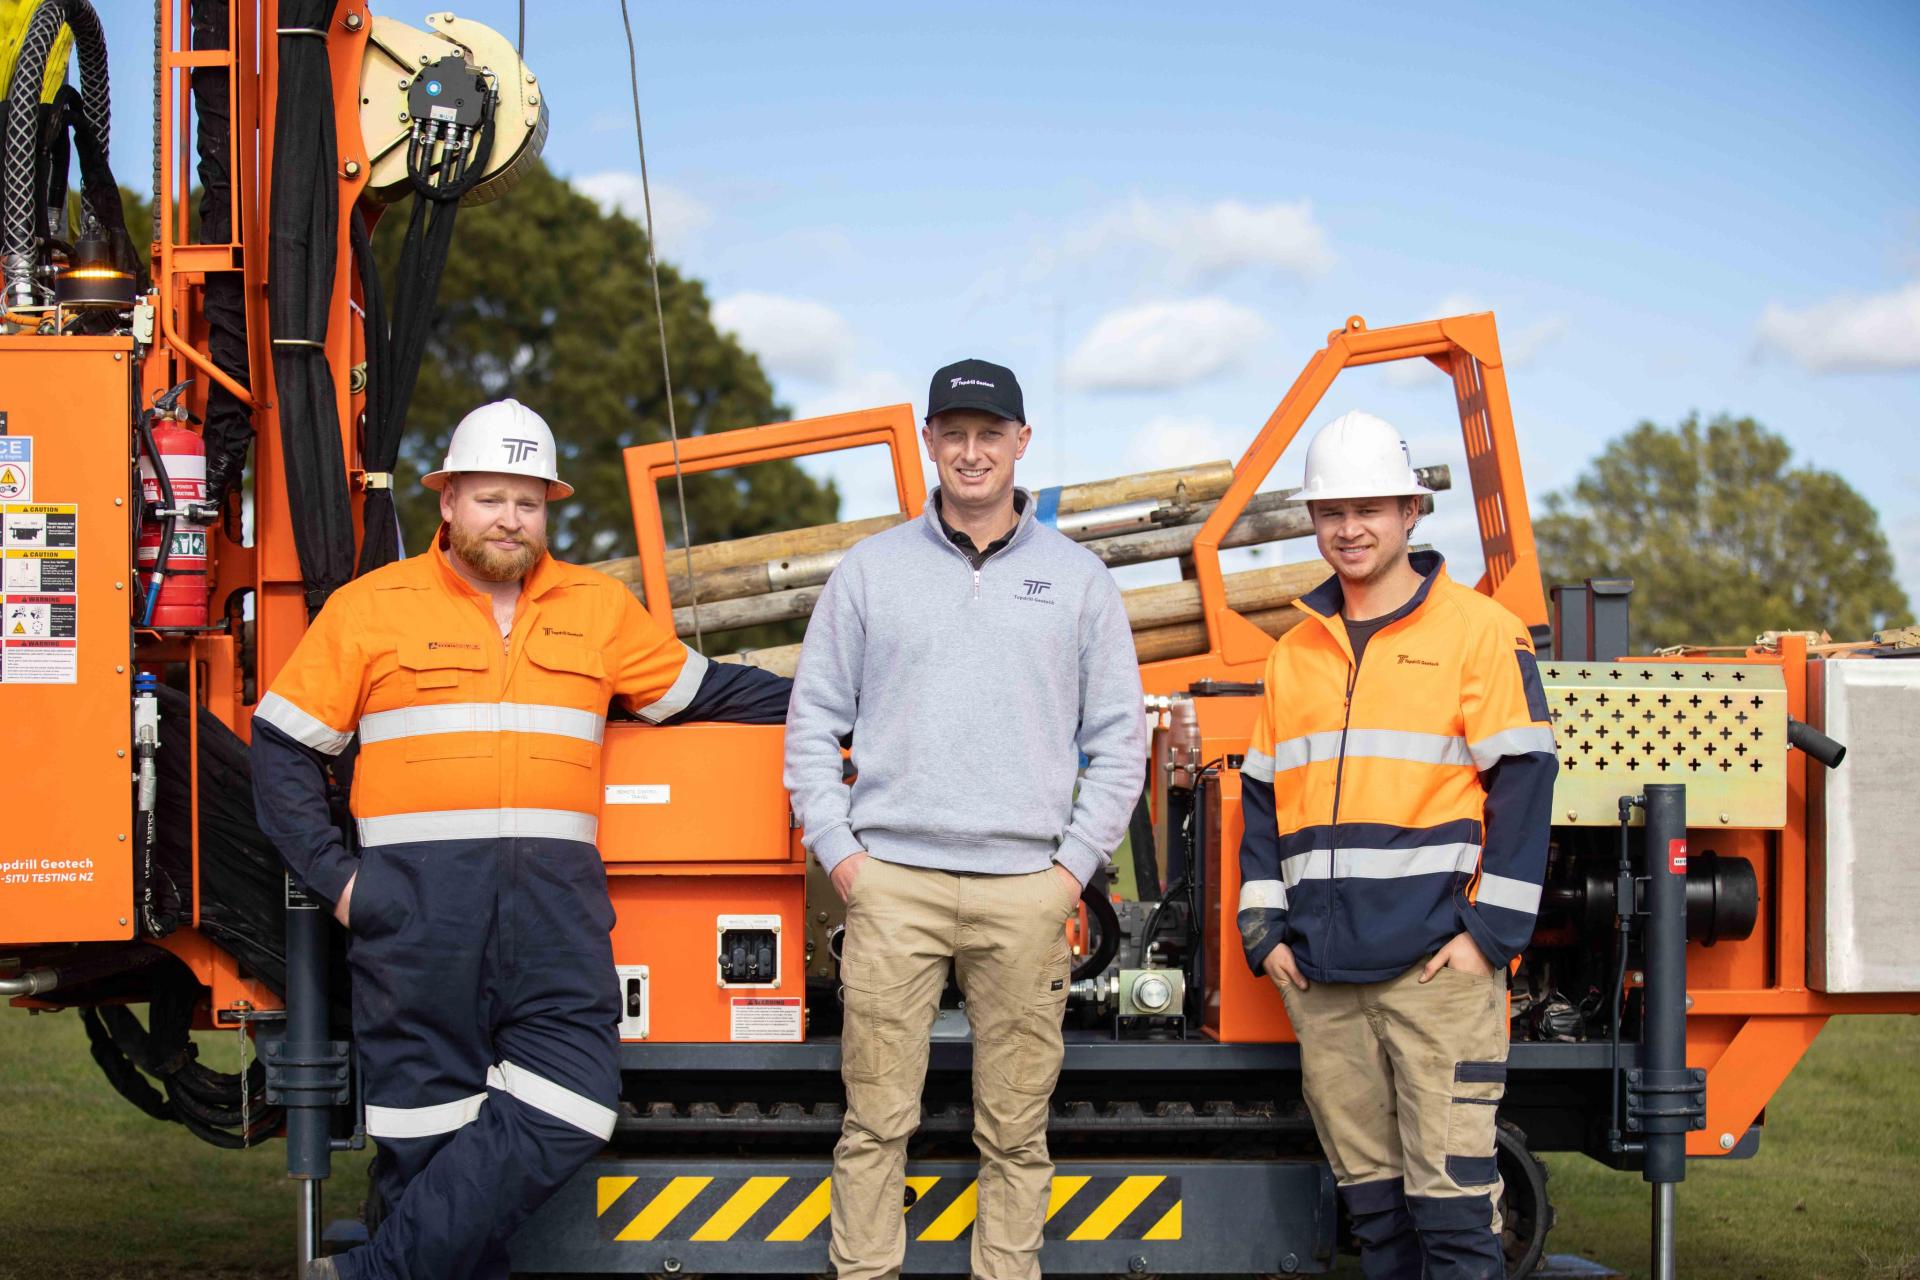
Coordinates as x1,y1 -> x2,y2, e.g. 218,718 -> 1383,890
1445,1059 -> 1505,1186
1000,931 -> 1071,1096
838,952 -> 909,1084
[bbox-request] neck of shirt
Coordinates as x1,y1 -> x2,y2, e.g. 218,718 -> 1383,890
936,490 -> 1026,569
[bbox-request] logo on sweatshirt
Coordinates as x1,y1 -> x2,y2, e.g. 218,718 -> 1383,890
427,640 -> 480,650
1396,653 -> 1438,667
1016,579 -> 1055,605
541,626 -> 584,638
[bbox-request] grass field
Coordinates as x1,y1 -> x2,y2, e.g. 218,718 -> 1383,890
1,1008 -> 1914,1279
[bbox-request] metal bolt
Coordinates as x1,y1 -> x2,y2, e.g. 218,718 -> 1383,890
1128,1256 -> 1148,1276
399,111 -> 410,123
115,665 -> 126,673
527,95 -> 539,106
1282,1256 -> 1300,1273
114,497 -> 123,506
343,11 -> 362,29
114,581 -> 124,590
1566,809 -> 1578,821
118,833 -> 127,842
1631,971 -> 1644,985
661,1260 -> 682,1275
419,53 -> 431,64
816,911 -> 828,923
117,749 -> 126,758
399,77 -> 411,89
525,71 -> 537,83
1719,1132 -> 1736,1150
344,161 -> 361,177
118,917 -> 128,926
113,352 -> 123,361
1719,812 -> 1730,824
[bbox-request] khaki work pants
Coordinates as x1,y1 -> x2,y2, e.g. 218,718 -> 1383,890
831,858 -> 1078,1280
1278,961 -> 1509,1280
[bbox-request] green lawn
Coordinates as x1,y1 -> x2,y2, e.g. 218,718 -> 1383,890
1,1007 -> 1914,1278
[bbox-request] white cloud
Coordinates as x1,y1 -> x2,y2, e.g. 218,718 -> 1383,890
574,172 -> 713,249
1071,196 -> 1334,284
711,292 -> 856,383
788,369 -> 916,423
1065,298 -> 1269,392
1121,415 -> 1245,474
1754,281 -> 1920,373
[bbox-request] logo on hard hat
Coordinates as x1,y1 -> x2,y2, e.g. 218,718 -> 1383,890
502,438 -> 540,464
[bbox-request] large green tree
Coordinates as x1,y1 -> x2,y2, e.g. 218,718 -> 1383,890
1535,414 -> 1911,650
371,163 -> 837,626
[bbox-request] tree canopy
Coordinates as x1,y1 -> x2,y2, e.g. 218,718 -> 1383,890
371,162 -> 838,567
1535,414 -> 1911,650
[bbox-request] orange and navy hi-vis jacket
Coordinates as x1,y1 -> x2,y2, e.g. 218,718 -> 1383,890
1236,550 -> 1559,984
251,535 -> 790,904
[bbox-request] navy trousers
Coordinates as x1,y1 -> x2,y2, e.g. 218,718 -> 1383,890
334,836 -> 620,1280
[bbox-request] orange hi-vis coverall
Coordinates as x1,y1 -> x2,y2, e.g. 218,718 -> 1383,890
1236,549 -> 1559,1279
251,538 -> 789,1280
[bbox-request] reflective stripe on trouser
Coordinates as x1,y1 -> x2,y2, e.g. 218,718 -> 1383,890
1276,961 -> 1509,1280
833,859 -> 1077,1280
333,836 -> 620,1280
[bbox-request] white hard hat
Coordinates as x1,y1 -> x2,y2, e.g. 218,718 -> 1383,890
1300,410 -> 1431,502
422,398 -> 573,499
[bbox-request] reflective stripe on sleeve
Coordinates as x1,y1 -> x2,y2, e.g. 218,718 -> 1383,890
1280,842 -> 1481,886
634,645 -> 709,724
255,691 -> 353,756
489,1060 -> 618,1139
1239,878 -> 1288,911
1468,725 -> 1560,771
1474,872 -> 1543,914
356,807 -> 599,847
1268,728 -> 1473,774
358,701 -> 605,746
364,1090 -> 488,1139
1240,750 -> 1275,783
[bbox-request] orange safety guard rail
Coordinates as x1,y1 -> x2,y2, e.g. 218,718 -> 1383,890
621,405 -> 927,631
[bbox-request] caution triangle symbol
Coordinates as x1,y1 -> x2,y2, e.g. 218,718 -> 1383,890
0,468 -> 15,486
10,620 -> 23,635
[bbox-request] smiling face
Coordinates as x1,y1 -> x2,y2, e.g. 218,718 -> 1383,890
1309,495 -> 1419,587
440,471 -> 550,583
922,410 -> 1031,514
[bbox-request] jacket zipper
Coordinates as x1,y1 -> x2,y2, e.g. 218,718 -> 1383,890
1322,643 -> 1362,975
971,566 -> 981,599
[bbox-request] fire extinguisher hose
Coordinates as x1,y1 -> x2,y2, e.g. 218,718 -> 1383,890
135,409 -> 176,628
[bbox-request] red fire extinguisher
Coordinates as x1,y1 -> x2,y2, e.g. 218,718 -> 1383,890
136,391 -> 213,629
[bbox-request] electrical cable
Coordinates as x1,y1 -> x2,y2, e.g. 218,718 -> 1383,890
617,0 -> 704,649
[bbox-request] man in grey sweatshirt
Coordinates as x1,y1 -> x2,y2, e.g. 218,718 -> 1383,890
786,358 -> 1148,1280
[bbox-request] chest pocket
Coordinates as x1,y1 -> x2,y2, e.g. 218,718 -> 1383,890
394,639 -> 494,761
524,635 -> 608,767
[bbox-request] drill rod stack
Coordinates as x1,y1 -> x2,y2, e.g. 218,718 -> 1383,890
590,460 -> 1450,674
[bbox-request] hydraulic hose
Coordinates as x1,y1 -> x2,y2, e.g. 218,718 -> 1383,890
3,0 -> 111,303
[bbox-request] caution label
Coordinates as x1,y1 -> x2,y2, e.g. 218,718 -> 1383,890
0,437 -> 30,501
1,499 -> 78,685
729,996 -> 803,1043
4,548 -> 76,593
3,502 -> 75,549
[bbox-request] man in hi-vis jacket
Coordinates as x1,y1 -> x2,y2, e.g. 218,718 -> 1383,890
1237,411 -> 1558,1279
254,399 -> 791,1280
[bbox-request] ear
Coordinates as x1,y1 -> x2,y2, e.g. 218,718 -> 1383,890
921,423 -> 938,463
1402,495 -> 1420,533
1014,422 -> 1032,460
439,477 -> 457,524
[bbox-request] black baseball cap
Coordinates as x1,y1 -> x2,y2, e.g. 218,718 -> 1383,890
926,358 -> 1025,424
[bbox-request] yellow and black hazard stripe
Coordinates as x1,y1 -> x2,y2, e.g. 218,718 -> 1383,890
595,1173 -> 1183,1243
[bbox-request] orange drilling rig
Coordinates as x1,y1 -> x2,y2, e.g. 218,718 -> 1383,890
2,3 -> 1916,1276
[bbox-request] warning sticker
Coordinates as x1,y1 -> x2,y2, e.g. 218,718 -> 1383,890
4,502 -> 75,549
0,437 -> 30,501
1,499 -> 78,685
4,548 -> 76,593
729,997 -> 803,1043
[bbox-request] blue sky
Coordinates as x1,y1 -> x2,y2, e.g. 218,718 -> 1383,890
103,1 -> 1920,615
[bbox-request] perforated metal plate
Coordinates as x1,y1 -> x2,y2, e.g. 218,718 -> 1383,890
1542,661 -> 1787,828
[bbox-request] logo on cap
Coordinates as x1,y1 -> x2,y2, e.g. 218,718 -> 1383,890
502,438 -> 540,464
950,377 -> 996,389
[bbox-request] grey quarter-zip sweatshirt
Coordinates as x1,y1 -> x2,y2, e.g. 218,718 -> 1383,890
784,488 -> 1148,885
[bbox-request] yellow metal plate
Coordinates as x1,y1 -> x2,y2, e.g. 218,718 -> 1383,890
1543,661 -> 1787,828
